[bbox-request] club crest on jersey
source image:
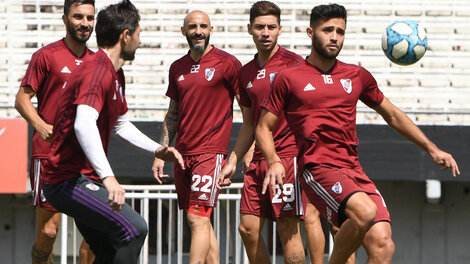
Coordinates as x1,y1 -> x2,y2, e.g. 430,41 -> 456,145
205,68 -> 215,81
269,72 -> 278,84
86,183 -> 99,191
340,79 -> 352,94
332,182 -> 343,194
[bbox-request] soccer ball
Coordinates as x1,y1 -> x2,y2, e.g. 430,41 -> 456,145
381,20 -> 428,65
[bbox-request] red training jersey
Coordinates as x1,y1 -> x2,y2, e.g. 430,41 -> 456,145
262,59 -> 384,169
166,46 -> 241,155
20,38 -> 94,158
44,49 -> 127,184
239,46 -> 303,160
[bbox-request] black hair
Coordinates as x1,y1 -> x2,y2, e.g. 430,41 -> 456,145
96,0 -> 140,47
64,0 -> 95,15
249,1 -> 281,25
310,3 -> 347,27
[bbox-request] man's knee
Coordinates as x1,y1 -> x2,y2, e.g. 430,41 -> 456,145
346,192 -> 377,231
366,230 -> 395,260
41,222 -> 59,241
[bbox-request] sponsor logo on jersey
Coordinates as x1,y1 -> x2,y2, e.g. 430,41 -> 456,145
269,72 -> 277,84
86,183 -> 99,191
332,182 -> 343,195
61,66 -> 71,73
113,92 -> 117,100
304,83 -> 316,91
0,127 -> 6,136
246,81 -> 253,89
198,193 -> 208,201
178,75 -> 185,81
282,203 -> 293,211
340,79 -> 352,94
205,68 -> 215,81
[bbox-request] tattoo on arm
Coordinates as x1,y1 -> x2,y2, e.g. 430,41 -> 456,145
160,99 -> 178,145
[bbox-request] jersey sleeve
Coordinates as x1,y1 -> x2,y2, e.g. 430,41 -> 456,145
261,71 -> 289,117
20,49 -> 49,92
224,57 -> 242,96
238,74 -> 251,107
165,63 -> 179,101
74,71 -> 110,113
358,67 -> 384,108
118,69 -> 128,115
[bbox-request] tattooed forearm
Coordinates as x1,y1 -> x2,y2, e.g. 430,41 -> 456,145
160,99 -> 178,145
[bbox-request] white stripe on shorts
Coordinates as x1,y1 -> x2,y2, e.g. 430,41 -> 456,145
33,159 -> 41,206
293,157 -> 304,216
209,154 -> 223,207
302,169 -> 339,212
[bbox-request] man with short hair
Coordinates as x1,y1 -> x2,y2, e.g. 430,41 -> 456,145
216,1 -> 324,263
15,1 -> 95,263
153,10 -> 242,264
41,1 -> 184,263
256,3 -> 459,264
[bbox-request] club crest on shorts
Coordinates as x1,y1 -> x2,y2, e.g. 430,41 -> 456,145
40,190 -> 47,202
205,68 -> 215,81
340,79 -> 352,94
332,182 -> 343,194
86,183 -> 99,191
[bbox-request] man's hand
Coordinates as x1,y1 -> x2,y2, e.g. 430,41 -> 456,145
36,123 -> 53,142
216,161 -> 236,189
430,149 -> 460,177
102,176 -> 125,212
262,161 -> 285,195
152,158 -> 168,184
155,145 -> 184,170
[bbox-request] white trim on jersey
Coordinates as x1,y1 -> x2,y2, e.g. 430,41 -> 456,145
302,169 -> 339,212
209,154 -> 224,207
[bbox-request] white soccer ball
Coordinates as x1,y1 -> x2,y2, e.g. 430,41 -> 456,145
381,20 -> 428,65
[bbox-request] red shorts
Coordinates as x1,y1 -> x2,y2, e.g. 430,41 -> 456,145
30,158 -> 58,212
174,153 -> 225,211
300,165 -> 390,227
240,157 -> 304,220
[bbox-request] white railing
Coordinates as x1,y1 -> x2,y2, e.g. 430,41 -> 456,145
58,183 -> 289,264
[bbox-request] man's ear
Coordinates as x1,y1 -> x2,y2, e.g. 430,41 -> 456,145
121,29 -> 131,44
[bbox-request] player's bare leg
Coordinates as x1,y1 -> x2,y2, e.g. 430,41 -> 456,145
205,222 -> 220,264
362,221 -> 394,264
328,192 -> 376,264
79,239 -> 95,264
238,214 -> 271,263
329,224 -> 356,264
277,216 -> 305,263
187,213 -> 215,263
32,207 -> 60,264
303,202 -> 325,264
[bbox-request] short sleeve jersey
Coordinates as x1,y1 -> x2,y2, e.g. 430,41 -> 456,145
239,46 -> 303,160
262,59 -> 384,169
166,46 -> 242,155
44,49 -> 128,184
20,39 -> 94,158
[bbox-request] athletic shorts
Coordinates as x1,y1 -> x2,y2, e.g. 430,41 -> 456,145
300,165 -> 390,227
240,157 -> 304,220
43,175 -> 148,262
174,153 -> 225,211
30,158 -> 57,212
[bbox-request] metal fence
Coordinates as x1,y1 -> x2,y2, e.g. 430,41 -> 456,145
58,183 -> 295,264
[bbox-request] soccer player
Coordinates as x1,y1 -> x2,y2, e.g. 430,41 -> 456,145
15,0 -> 95,263
41,1 -> 184,263
152,10 -> 242,264
215,1 -> 324,263
256,3 -> 460,264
